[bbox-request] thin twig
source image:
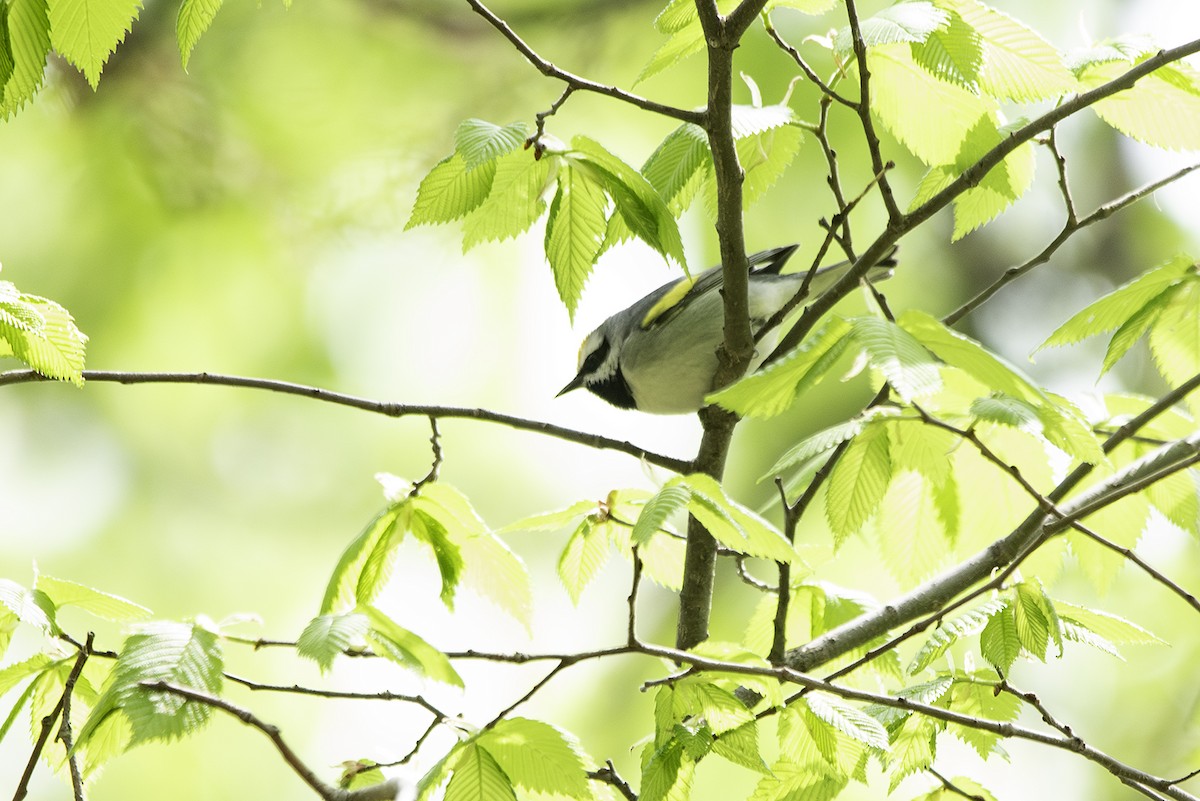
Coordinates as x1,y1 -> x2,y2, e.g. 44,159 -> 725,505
945,160 -> 1200,325
142,681 -> 401,801
770,478 -> 797,664
54,633 -> 93,801
224,672 -> 450,718
928,768 -> 992,801
844,0 -> 902,221
464,0 -> 703,125
12,693 -> 65,801
529,86 -> 574,156
1046,128 -> 1078,226
410,416 -> 443,496
628,548 -> 643,646
1069,520 -> 1200,615
0,369 -> 690,473
763,13 -> 855,107
589,760 -> 637,801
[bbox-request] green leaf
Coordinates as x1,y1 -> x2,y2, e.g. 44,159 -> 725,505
408,508 -> 465,609
947,676 -> 1021,758
1012,585 -> 1051,661
35,575 -> 151,622
500,500 -> 595,534
1056,601 -> 1162,645
477,718 -> 591,799
834,2 -> 949,51
320,501 -> 405,614
175,0 -> 221,70
78,621 -> 223,748
0,653 -> 54,698
1,0 -> 52,117
849,316 -> 943,402
361,605 -> 462,688
901,309 -> 1040,401
945,116 -> 1037,239
674,678 -> 754,734
297,612 -> 369,672
682,473 -> 796,562
355,502 -> 410,608
1149,280 -> 1200,404
911,9 -> 982,89
557,517 -> 611,603
445,743 -> 517,801
642,123 -> 710,212
641,737 -> 695,801
877,471 -> 948,586
979,603 -> 1019,671
0,578 -> 55,632
825,423 -> 892,544
909,600 -> 1005,673
712,721 -> 770,774
886,716 -> 939,792
970,393 -> 1041,433
637,7 -> 705,85
47,0 -> 141,88
805,693 -> 889,751
914,776 -> 999,801
1074,42 -> 1200,150
462,148 -> 552,249
710,316 -> 855,419
632,483 -> 690,545
454,119 -> 527,170
869,43 -> 995,166
0,285 -> 88,385
405,152 -> 497,229
1039,255 -> 1195,350
1101,285 -> 1182,376
545,161 -> 609,319
734,123 -> 805,213
947,0 -> 1074,101
571,136 -> 685,267
766,414 -> 879,479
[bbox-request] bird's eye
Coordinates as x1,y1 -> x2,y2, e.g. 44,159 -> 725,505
579,336 -> 610,374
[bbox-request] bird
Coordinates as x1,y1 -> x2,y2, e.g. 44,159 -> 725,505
557,244 -> 895,414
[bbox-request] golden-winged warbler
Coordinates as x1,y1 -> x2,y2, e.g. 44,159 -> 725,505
558,244 -> 895,414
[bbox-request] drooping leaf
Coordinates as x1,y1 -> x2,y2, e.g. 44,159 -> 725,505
47,0 -> 142,88
631,482 -> 691,545
641,123 -> 710,212
0,284 -> 87,385
297,612 -> 369,673
175,0 -> 222,70
804,692 -> 890,751
544,161 -> 609,319
1,0 -> 52,117
825,423 -> 892,544
444,742 -> 517,801
406,152 -> 497,229
557,517 -> 611,603
462,148 -> 552,249
361,605 -> 462,688
909,599 -> 1006,673
979,602 -> 1020,672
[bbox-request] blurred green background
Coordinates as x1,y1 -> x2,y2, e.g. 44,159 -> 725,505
2,1 -> 1199,799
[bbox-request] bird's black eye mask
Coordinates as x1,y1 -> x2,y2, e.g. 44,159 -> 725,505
579,336 -> 612,376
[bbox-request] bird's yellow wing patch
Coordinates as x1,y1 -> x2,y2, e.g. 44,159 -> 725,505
641,276 -> 696,329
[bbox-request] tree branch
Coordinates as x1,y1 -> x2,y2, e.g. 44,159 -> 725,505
0,369 -> 690,473
463,0 -> 704,124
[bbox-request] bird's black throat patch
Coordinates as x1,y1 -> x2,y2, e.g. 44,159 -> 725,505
587,368 -> 636,409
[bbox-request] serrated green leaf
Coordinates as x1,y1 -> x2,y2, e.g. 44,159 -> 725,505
712,721 -> 770,774
653,0 -> 697,34
947,676 -> 1021,758
462,148 -> 552,249
970,393 -> 1041,433
748,760 -> 846,801
320,502 -> 404,615
901,309 -> 1040,401
0,653 -> 54,697
0,290 -> 87,385
545,162 -> 609,319
735,122 -> 805,212
869,43 -> 995,166
909,600 -> 1006,673
175,0 -> 221,70
355,502 -> 410,608
557,517 -> 611,603
947,0 -> 1074,101
637,10 -> 705,85
571,136 -> 684,268
711,316 -> 855,419
1149,280 -> 1200,406
1101,285 -> 1181,376
500,500 -> 595,534
78,621 -> 223,748
1036,397 -> 1105,464
361,605 -> 462,688
850,316 -> 942,401
297,612 -> 369,672
632,483 -> 690,545
1012,584 -> 1051,660
805,692 -> 889,751
1055,601 -> 1162,645
1076,45 -> 1200,150
408,508 -> 465,609
886,716 -> 938,792
0,578 -> 54,631
683,473 -> 795,562
477,718 -> 591,799
834,2 -> 949,52
825,423 -> 892,544
766,414 -> 878,480
35,575 -> 150,622
1146,467 -> 1200,537
406,152 -> 497,229
1,0 -> 51,117
445,743 -> 517,801
1040,255 -> 1195,350
48,0 -> 141,88
454,119 -> 527,170
911,9 -> 982,89
642,123 -> 710,211
877,471 -> 947,586
675,679 -> 754,734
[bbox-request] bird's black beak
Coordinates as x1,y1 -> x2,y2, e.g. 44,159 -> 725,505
556,372 -> 586,398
